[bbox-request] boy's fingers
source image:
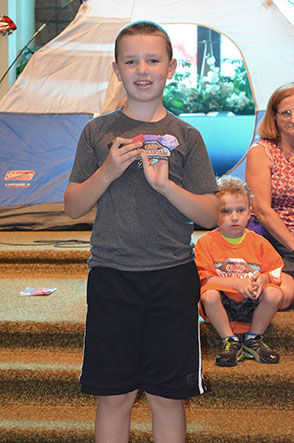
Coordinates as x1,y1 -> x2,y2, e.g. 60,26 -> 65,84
111,137 -> 142,151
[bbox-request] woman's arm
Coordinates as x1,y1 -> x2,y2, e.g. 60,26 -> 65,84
245,144 -> 294,251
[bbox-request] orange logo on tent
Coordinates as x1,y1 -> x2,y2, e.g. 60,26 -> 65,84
5,170 -> 35,181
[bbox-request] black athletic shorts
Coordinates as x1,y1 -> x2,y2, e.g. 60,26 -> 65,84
80,261 -> 206,399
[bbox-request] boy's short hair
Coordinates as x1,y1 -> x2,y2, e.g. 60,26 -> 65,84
216,175 -> 252,206
115,20 -> 173,62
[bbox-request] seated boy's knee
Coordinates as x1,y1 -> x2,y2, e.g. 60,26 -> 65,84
260,286 -> 283,306
201,289 -> 221,305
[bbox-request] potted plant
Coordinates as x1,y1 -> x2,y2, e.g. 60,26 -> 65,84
163,57 -> 255,116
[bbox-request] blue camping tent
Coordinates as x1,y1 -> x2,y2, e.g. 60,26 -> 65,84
0,0 -> 293,229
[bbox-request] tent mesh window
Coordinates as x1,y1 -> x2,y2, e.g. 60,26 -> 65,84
34,0 -> 81,47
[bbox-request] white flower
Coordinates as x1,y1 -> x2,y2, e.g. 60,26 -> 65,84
226,92 -> 250,109
206,84 -> 220,94
207,56 -> 216,66
203,69 -> 219,83
221,83 -> 234,94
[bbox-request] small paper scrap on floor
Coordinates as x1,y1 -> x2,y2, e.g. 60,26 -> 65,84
20,287 -> 57,296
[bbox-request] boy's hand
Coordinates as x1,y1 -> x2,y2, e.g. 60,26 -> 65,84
234,278 -> 259,300
250,272 -> 267,298
103,137 -> 142,182
140,151 -> 170,192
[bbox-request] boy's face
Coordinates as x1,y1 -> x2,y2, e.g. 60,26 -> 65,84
112,34 -> 176,106
218,192 -> 250,238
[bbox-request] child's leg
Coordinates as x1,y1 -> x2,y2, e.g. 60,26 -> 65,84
279,272 -> 294,310
145,393 -> 186,443
249,286 -> 283,334
95,390 -> 138,443
201,289 -> 234,338
201,290 -> 243,367
243,286 -> 282,364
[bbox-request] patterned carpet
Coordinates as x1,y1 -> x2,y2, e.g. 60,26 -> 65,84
0,231 -> 293,442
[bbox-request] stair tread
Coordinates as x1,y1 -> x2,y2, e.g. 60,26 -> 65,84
0,231 -> 91,252
1,405 -> 294,436
0,279 -> 87,323
1,347 -> 293,375
1,309 -> 293,331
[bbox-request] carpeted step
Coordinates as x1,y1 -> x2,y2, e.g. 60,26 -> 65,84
1,348 -> 293,409
1,405 -> 294,443
0,231 -> 90,278
1,310 -> 294,351
201,310 -> 294,353
1,231 -> 293,442
0,250 -> 89,278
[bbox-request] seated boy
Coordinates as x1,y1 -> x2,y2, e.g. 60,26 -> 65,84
194,176 -> 284,367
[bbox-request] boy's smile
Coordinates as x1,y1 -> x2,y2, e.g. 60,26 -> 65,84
112,34 -> 176,116
218,192 -> 250,238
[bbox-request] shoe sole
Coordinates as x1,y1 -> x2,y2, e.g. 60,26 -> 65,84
215,349 -> 244,367
242,345 -> 279,364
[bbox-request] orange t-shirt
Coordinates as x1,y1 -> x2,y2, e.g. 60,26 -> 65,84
194,229 -> 283,333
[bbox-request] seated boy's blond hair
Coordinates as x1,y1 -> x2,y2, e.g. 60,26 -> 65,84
216,175 -> 252,206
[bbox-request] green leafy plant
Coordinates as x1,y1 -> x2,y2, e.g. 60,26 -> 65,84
163,58 -> 255,115
16,47 -> 39,78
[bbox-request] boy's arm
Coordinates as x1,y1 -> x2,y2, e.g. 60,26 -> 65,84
141,154 -> 218,228
206,275 -> 265,299
64,138 -> 142,219
162,181 -> 218,229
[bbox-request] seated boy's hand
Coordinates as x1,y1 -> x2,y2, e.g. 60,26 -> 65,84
104,137 -> 143,181
234,278 -> 259,300
250,272 -> 267,298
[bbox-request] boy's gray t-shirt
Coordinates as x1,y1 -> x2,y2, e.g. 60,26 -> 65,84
69,109 -> 218,271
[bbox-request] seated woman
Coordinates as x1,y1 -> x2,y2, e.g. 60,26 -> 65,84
246,82 -> 294,309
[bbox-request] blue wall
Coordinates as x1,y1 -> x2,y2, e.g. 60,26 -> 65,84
180,114 -> 256,176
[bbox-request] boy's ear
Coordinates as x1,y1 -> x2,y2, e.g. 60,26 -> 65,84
112,61 -> 122,82
168,58 -> 177,79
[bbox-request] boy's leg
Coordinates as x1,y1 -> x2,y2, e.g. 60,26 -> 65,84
249,286 -> 282,334
201,290 -> 242,367
201,289 -> 233,338
243,286 -> 282,364
145,394 -> 186,443
95,390 -> 138,443
81,268 -> 146,440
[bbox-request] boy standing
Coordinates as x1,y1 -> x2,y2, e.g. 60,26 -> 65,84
194,176 -> 283,368
64,21 -> 218,443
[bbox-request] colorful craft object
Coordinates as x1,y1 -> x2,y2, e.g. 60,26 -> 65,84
132,134 -> 179,165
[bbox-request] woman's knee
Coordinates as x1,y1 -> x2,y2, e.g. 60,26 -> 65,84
280,273 -> 294,309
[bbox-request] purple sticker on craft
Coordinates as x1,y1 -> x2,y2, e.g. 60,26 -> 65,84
134,134 -> 179,166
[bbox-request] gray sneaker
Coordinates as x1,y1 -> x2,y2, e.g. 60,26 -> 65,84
215,337 -> 243,367
242,335 -> 279,364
